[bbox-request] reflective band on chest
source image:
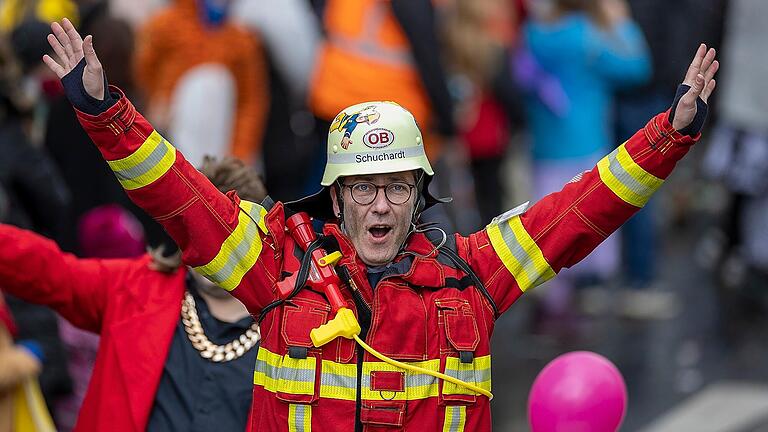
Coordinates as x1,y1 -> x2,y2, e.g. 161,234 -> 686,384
253,347 -> 492,401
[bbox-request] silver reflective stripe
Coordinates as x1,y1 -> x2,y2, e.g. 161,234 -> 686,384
444,405 -> 466,432
327,146 -> 424,164
606,148 -> 656,199
112,138 -> 170,181
280,366 -> 316,383
255,357 -> 279,379
445,366 -> 475,383
496,222 -> 549,288
200,213 -> 260,284
321,372 -> 357,389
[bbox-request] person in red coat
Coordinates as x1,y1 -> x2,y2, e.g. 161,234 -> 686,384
0,156 -> 266,432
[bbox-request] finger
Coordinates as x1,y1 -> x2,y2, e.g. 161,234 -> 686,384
47,34 -> 69,69
703,59 -> 719,84
683,43 -> 706,85
699,48 -> 716,75
62,17 -> 84,58
42,54 -> 66,78
701,79 -> 716,103
51,21 -> 75,62
82,35 -> 101,69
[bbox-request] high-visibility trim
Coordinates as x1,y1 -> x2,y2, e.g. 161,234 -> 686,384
256,347 -> 491,402
107,130 -> 176,190
361,359 -> 440,401
279,357 -> 317,396
319,360 -> 357,401
194,200 -> 268,291
487,216 -> 555,292
288,404 -> 312,432
253,348 -> 317,396
597,143 -> 663,208
253,345 -> 282,392
443,405 -> 467,432
443,355 -> 492,396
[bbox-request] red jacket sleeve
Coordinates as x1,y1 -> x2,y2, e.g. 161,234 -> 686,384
0,224 -> 136,333
73,88 -> 282,314
461,111 -> 698,314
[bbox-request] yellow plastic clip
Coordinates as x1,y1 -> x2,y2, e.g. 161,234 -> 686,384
317,251 -> 342,267
310,308 -> 361,347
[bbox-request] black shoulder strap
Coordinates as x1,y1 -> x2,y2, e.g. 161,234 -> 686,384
431,235 -> 500,318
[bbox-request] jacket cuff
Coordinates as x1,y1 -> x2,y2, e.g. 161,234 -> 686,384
75,85 -> 137,135
644,109 -> 699,151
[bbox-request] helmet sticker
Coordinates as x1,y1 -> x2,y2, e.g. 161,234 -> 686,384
362,128 -> 395,148
329,105 -> 381,150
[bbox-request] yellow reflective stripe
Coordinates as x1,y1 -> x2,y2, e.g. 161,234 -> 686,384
254,347 -> 492,402
288,404 -> 311,432
253,349 -> 316,396
107,130 -> 176,190
194,200 -> 267,291
319,360 -> 357,401
278,356 -> 316,396
487,216 -> 555,292
253,346 -> 282,391
361,359 -> 440,401
597,143 -> 663,208
443,355 -> 492,396
443,406 -> 467,432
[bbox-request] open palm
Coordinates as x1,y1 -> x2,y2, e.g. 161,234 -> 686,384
673,44 -> 719,131
42,18 -> 105,101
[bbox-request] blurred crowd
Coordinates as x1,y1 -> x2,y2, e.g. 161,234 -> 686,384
3,0 -> 767,430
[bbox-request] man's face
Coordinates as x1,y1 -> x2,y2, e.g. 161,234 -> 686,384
331,171 -> 417,266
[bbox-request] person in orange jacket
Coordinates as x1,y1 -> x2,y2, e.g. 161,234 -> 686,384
134,0 -> 268,165
43,17 -> 717,431
0,156 -> 266,432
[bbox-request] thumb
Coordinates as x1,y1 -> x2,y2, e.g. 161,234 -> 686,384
684,73 -> 705,103
83,35 -> 101,69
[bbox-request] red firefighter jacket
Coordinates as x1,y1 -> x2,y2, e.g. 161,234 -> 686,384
0,225 -> 187,432
73,86 -> 698,431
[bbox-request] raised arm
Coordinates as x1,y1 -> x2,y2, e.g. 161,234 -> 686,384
0,224 -> 128,333
42,19 -> 283,314
462,44 -> 718,313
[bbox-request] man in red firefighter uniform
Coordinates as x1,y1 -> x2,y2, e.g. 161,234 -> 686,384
42,18 -> 718,431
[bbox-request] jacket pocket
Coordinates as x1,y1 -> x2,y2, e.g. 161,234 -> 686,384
435,298 -> 482,404
361,400 -> 406,431
276,297 -> 329,404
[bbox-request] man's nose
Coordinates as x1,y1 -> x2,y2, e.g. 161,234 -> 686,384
370,189 -> 391,214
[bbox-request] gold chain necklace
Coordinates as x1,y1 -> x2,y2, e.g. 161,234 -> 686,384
180,291 -> 260,363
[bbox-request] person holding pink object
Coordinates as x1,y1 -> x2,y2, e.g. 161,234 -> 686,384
528,351 -> 628,432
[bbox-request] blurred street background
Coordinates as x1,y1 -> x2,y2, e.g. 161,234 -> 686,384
3,0 -> 768,430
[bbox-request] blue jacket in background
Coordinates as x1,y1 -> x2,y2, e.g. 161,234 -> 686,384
523,14 -> 650,160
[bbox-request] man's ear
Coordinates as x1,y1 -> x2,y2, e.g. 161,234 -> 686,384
330,185 -> 341,218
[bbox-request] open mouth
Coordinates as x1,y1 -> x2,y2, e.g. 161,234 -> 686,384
368,225 -> 392,240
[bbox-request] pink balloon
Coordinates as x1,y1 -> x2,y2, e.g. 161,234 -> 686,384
528,351 -> 627,432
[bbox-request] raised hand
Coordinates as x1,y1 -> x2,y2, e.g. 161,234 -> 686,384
672,43 -> 719,131
42,18 -> 105,101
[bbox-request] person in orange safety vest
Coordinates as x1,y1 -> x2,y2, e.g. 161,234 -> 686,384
42,18 -> 718,431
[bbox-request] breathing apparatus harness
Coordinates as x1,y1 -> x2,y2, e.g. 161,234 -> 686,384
261,211 -> 494,400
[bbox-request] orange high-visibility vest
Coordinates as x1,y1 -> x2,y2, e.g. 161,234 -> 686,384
309,0 -> 431,127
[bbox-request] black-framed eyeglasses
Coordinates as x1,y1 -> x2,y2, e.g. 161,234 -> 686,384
343,181 -> 415,205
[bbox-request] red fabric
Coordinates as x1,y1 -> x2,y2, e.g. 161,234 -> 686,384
461,94 -> 510,159
0,224 -> 186,432
75,88 -> 697,431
